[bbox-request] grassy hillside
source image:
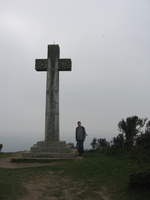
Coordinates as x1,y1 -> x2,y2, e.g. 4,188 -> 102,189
0,150 -> 150,200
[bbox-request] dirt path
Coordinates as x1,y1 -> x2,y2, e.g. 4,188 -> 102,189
0,152 -> 112,200
0,152 -> 60,168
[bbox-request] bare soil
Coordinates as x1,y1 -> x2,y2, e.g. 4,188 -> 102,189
0,152 -> 112,200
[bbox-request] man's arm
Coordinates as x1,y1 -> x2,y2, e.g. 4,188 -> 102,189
82,126 -> 87,139
75,127 -> 77,141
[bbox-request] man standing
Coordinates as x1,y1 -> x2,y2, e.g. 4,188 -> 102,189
75,121 -> 87,156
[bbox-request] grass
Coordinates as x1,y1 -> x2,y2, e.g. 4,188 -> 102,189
0,152 -> 16,159
0,168 -> 27,200
0,150 -> 150,200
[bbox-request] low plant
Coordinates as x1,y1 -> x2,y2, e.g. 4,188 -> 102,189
0,144 -> 3,152
129,168 -> 150,190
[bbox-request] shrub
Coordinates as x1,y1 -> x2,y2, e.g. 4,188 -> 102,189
129,169 -> 150,190
97,138 -> 110,149
134,131 -> 150,163
90,138 -> 97,150
0,144 -> 3,152
67,142 -> 75,148
136,131 -> 150,151
90,138 -> 110,151
118,116 -> 147,148
112,133 -> 124,148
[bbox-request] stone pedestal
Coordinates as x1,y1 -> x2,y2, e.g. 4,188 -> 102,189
22,141 -> 77,159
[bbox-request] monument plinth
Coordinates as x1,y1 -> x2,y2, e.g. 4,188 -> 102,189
22,45 -> 77,158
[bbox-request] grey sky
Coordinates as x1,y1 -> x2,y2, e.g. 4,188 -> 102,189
0,0 -> 150,152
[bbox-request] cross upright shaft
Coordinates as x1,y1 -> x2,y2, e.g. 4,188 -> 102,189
35,45 -> 71,141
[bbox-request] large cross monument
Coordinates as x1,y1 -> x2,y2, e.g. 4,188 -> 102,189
36,44 -> 71,141
23,44 -> 77,158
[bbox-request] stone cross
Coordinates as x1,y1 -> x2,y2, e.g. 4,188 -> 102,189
35,45 -> 71,141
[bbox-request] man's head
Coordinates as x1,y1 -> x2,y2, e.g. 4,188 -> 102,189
77,121 -> 81,127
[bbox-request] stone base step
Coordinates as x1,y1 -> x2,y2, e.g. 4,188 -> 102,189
31,145 -> 72,153
22,149 -> 77,159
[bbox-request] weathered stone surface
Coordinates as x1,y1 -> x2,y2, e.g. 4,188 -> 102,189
23,140 -> 77,159
30,147 -> 71,153
22,149 -> 77,159
35,59 -> 47,71
30,141 -> 72,153
35,45 -> 72,141
37,141 -> 66,147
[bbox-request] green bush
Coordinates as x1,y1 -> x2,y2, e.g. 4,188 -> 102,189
90,137 -> 97,150
133,131 -> 150,163
0,144 -> 3,152
129,169 -> 150,190
118,116 -> 147,148
112,133 -> 124,148
90,138 -> 109,150
136,131 -> 150,151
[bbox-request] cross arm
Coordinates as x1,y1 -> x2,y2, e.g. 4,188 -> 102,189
35,59 -> 48,71
58,59 -> 72,71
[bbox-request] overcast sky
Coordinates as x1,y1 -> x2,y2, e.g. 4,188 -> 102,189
0,0 -> 150,152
